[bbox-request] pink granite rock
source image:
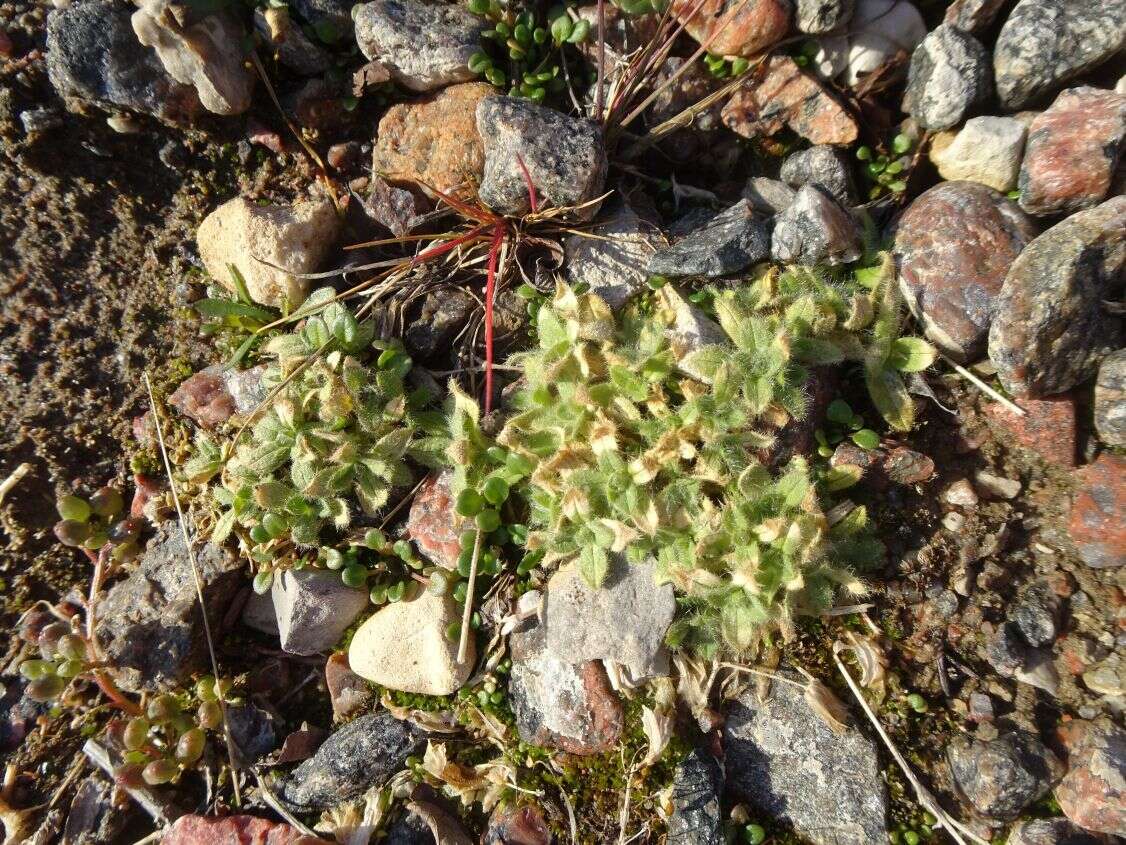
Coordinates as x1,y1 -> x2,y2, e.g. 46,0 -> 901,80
672,0 -> 792,57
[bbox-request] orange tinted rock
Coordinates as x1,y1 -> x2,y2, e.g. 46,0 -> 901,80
1068,454 -> 1126,569
672,0 -> 792,56
984,394 -> 1076,467
163,814 -> 328,845
406,470 -> 472,570
373,82 -> 492,196
722,55 -> 857,145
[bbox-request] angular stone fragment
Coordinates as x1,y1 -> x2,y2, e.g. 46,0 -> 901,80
325,652 -> 373,721
1056,719 -> 1126,837
45,0 -> 200,123
543,557 -> 675,682
196,195 -> 340,309
983,394 -> 1076,467
671,0 -> 792,57
722,55 -> 858,145
280,712 -> 423,810
780,144 -> 855,204
131,0 -> 254,116
993,0 -> 1126,110
508,616 -> 623,755
903,24 -> 992,131
372,82 -> 492,197
771,184 -> 861,267
947,731 -> 1062,820
1007,818 -> 1110,845
564,201 -> 658,309
648,199 -> 769,278
272,569 -> 368,656
1094,350 -> 1126,447
892,181 -> 1038,362
724,672 -> 888,845
743,177 -> 796,216
476,96 -> 607,219
1018,87 -> 1126,216
348,592 -> 474,694
988,196 -> 1125,397
406,471 -> 472,570
930,116 -> 1027,193
1068,453 -> 1125,569
94,524 -> 243,693
353,0 -> 484,93
666,748 -> 725,845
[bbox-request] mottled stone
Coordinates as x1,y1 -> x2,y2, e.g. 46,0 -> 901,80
196,195 -> 341,309
484,805 -> 551,845
1056,719 -> 1126,837
1018,87 -> 1126,216
163,814 -> 327,845
349,592 -> 474,695
722,55 -> 858,145
353,0 -> 484,92
131,0 -> 254,116
254,8 -> 330,76
94,524 -> 243,693
943,0 -> 1007,33
993,0 -> 1126,110
373,82 -> 492,197
543,556 -> 676,681
45,0 -> 200,123
671,0 -> 792,56
724,672 -> 888,845
648,199 -> 769,278
1068,453 -> 1125,569
795,0 -> 854,33
771,184 -> 861,266
780,144 -> 855,204
830,442 -> 934,491
476,96 -> 607,219
1007,818 -> 1110,845
1094,349 -> 1126,447
1012,581 -> 1059,648
904,24 -> 992,131
280,712 -> 423,811
406,471 -> 472,570
947,732 -> 1062,820
509,615 -> 623,755
667,748 -> 725,845
988,196 -> 1125,397
984,394 -> 1077,467
564,201 -> 659,308
930,116 -> 1027,193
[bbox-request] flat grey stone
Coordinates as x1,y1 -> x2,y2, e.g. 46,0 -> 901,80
564,202 -> 658,308
273,568 -> 369,656
647,199 -> 769,278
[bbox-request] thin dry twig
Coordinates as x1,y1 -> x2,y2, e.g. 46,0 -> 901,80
0,463 -> 30,506
456,528 -> 483,665
941,355 -> 1025,416
144,374 -> 243,809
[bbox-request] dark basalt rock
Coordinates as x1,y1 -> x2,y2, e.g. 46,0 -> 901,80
648,199 -> 770,278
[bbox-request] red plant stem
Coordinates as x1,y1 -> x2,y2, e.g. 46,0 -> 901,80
412,224 -> 488,265
483,223 -> 506,414
515,154 -> 539,214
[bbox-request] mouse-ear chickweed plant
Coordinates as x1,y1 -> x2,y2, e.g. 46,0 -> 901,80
482,255 -> 931,655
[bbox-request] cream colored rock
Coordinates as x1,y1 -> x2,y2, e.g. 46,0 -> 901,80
930,116 -> 1028,193
348,592 -> 473,695
196,195 -> 339,308
132,0 -> 254,115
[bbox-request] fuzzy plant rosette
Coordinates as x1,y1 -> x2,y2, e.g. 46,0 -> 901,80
455,255 -> 936,657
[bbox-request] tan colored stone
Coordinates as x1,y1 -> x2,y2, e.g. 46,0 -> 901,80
348,592 -> 473,695
672,0 -> 791,57
196,195 -> 339,308
373,82 -> 492,197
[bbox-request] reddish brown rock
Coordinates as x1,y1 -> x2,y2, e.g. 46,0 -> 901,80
406,470 -> 472,570
1056,719 -> 1126,837
169,370 -> 236,430
163,814 -> 328,845
943,0 -> 1007,33
672,0 -> 792,57
1069,454 -> 1126,569
325,651 -> 372,721
830,442 -> 934,490
373,82 -> 492,197
1019,87 -> 1126,216
484,804 -> 552,845
983,394 -> 1077,467
722,55 -> 858,146
891,181 -> 1039,362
